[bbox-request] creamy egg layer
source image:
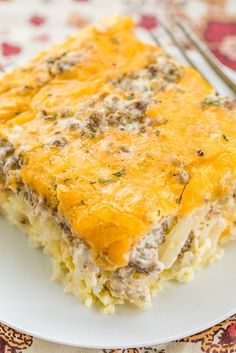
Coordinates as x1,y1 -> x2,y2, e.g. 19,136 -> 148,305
0,17 -> 235,312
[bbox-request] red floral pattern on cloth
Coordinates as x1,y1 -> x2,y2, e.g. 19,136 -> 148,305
160,0 -> 236,72
179,316 -> 236,353
0,0 -> 235,72
204,21 -> 236,70
1,42 -> 21,57
1,316 -> 235,353
137,14 -> 158,30
29,14 -> 46,26
0,0 -> 235,352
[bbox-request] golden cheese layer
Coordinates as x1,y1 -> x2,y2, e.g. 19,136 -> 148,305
0,17 -> 235,269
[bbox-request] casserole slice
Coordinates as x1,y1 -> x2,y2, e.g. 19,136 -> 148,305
0,16 -> 235,313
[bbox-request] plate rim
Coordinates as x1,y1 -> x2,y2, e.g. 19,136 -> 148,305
1,309 -> 235,349
0,218 -> 236,349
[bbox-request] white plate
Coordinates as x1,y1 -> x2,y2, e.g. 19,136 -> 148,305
0,217 -> 235,349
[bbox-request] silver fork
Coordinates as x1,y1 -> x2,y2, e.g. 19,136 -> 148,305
149,18 -> 236,97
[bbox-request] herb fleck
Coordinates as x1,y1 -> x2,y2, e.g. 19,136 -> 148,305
89,180 -> 96,185
155,130 -> 160,136
39,110 -> 57,120
98,178 -> 117,184
64,178 -> 72,182
90,132 -> 96,139
46,52 -> 67,65
176,184 -> 187,204
201,97 -> 221,109
112,167 -> 126,177
127,93 -> 134,100
46,58 -> 56,64
80,200 -> 85,205
44,114 -> 57,120
222,134 -> 229,141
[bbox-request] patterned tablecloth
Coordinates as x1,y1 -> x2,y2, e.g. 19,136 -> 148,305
0,0 -> 235,352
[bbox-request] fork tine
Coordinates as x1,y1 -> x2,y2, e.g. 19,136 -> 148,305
149,31 -> 161,46
154,20 -> 213,87
174,17 -> 236,95
158,20 -> 200,70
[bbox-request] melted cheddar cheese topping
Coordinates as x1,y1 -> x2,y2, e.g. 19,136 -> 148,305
0,17 -> 235,269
